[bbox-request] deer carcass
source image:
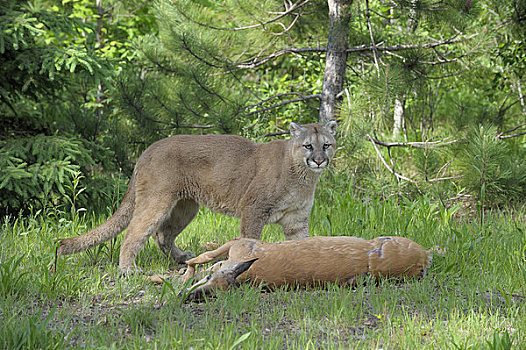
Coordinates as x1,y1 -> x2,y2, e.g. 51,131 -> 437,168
177,236 -> 431,301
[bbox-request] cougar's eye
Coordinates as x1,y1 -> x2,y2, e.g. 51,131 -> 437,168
303,144 -> 313,150
323,143 -> 331,150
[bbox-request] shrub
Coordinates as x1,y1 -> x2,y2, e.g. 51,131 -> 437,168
0,134 -> 126,216
458,124 -> 526,207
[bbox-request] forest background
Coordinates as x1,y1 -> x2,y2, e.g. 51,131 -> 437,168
1,0 -> 526,217
1,1 -> 526,348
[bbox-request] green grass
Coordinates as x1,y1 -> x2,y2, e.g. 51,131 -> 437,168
1,184 -> 525,349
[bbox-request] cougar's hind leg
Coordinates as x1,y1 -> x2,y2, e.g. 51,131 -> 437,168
119,198 -> 177,274
153,199 -> 200,264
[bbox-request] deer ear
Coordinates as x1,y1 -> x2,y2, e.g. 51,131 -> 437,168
228,258 -> 258,280
324,120 -> 337,135
289,122 -> 304,138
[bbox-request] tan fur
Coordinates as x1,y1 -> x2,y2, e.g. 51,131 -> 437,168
58,122 -> 337,273
181,236 -> 431,298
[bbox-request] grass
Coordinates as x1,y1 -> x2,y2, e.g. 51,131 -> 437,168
1,180 -> 525,349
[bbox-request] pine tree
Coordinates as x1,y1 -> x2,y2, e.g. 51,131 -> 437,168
122,0 -> 496,138
0,0 -> 140,215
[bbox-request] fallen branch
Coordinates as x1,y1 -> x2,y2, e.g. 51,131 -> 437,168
367,134 -> 417,183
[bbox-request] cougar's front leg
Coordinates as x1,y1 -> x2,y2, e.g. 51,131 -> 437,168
279,213 -> 310,240
239,209 -> 267,239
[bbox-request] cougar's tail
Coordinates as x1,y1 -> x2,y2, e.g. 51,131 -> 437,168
58,172 -> 137,255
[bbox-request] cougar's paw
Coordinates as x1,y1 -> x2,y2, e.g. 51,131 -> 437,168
119,266 -> 143,277
178,250 -> 195,263
148,273 -> 172,285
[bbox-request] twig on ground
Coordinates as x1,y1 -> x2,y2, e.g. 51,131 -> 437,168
367,134 -> 417,183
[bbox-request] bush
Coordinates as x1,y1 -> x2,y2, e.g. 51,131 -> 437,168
458,124 -> 526,207
0,134 -> 127,216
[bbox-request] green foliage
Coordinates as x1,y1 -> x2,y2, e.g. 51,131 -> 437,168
1,0 -> 525,215
483,330 -> 513,350
458,125 -> 526,207
0,134 -> 126,216
0,0 -> 113,113
1,0 -> 150,216
0,307 -> 64,350
242,55 -> 324,137
119,0 -> 331,138
1,182 -> 526,348
0,256 -> 27,297
0,135 -> 89,214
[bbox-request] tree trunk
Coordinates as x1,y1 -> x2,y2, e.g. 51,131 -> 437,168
393,98 -> 405,137
319,0 -> 353,123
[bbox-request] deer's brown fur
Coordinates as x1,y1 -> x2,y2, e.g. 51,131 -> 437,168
178,236 -> 431,300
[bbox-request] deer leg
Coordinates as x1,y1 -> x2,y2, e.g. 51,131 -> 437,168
180,239 -> 237,282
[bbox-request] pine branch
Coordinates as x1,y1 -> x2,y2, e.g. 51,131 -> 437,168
139,45 -> 178,73
497,122 -> 526,139
234,33 -> 479,69
365,0 -> 381,74
175,124 -> 216,129
235,47 -> 324,69
261,131 -> 290,138
180,34 -> 225,69
417,37 -> 483,65
427,175 -> 463,182
240,93 -> 320,117
189,71 -> 233,105
142,92 -> 216,130
178,92 -> 211,121
118,79 -> 154,124
367,134 -> 463,184
368,135 -> 460,149
173,0 -> 311,32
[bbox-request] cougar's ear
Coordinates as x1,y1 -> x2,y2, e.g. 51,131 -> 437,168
324,120 -> 338,135
289,122 -> 304,138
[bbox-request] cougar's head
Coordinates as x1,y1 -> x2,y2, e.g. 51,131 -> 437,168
290,121 -> 337,172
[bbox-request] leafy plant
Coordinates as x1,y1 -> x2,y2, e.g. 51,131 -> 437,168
458,124 -> 526,209
0,134 -> 128,217
0,135 -> 91,215
481,330 -> 513,350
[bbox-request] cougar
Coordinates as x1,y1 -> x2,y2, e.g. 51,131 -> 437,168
58,121 -> 337,273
